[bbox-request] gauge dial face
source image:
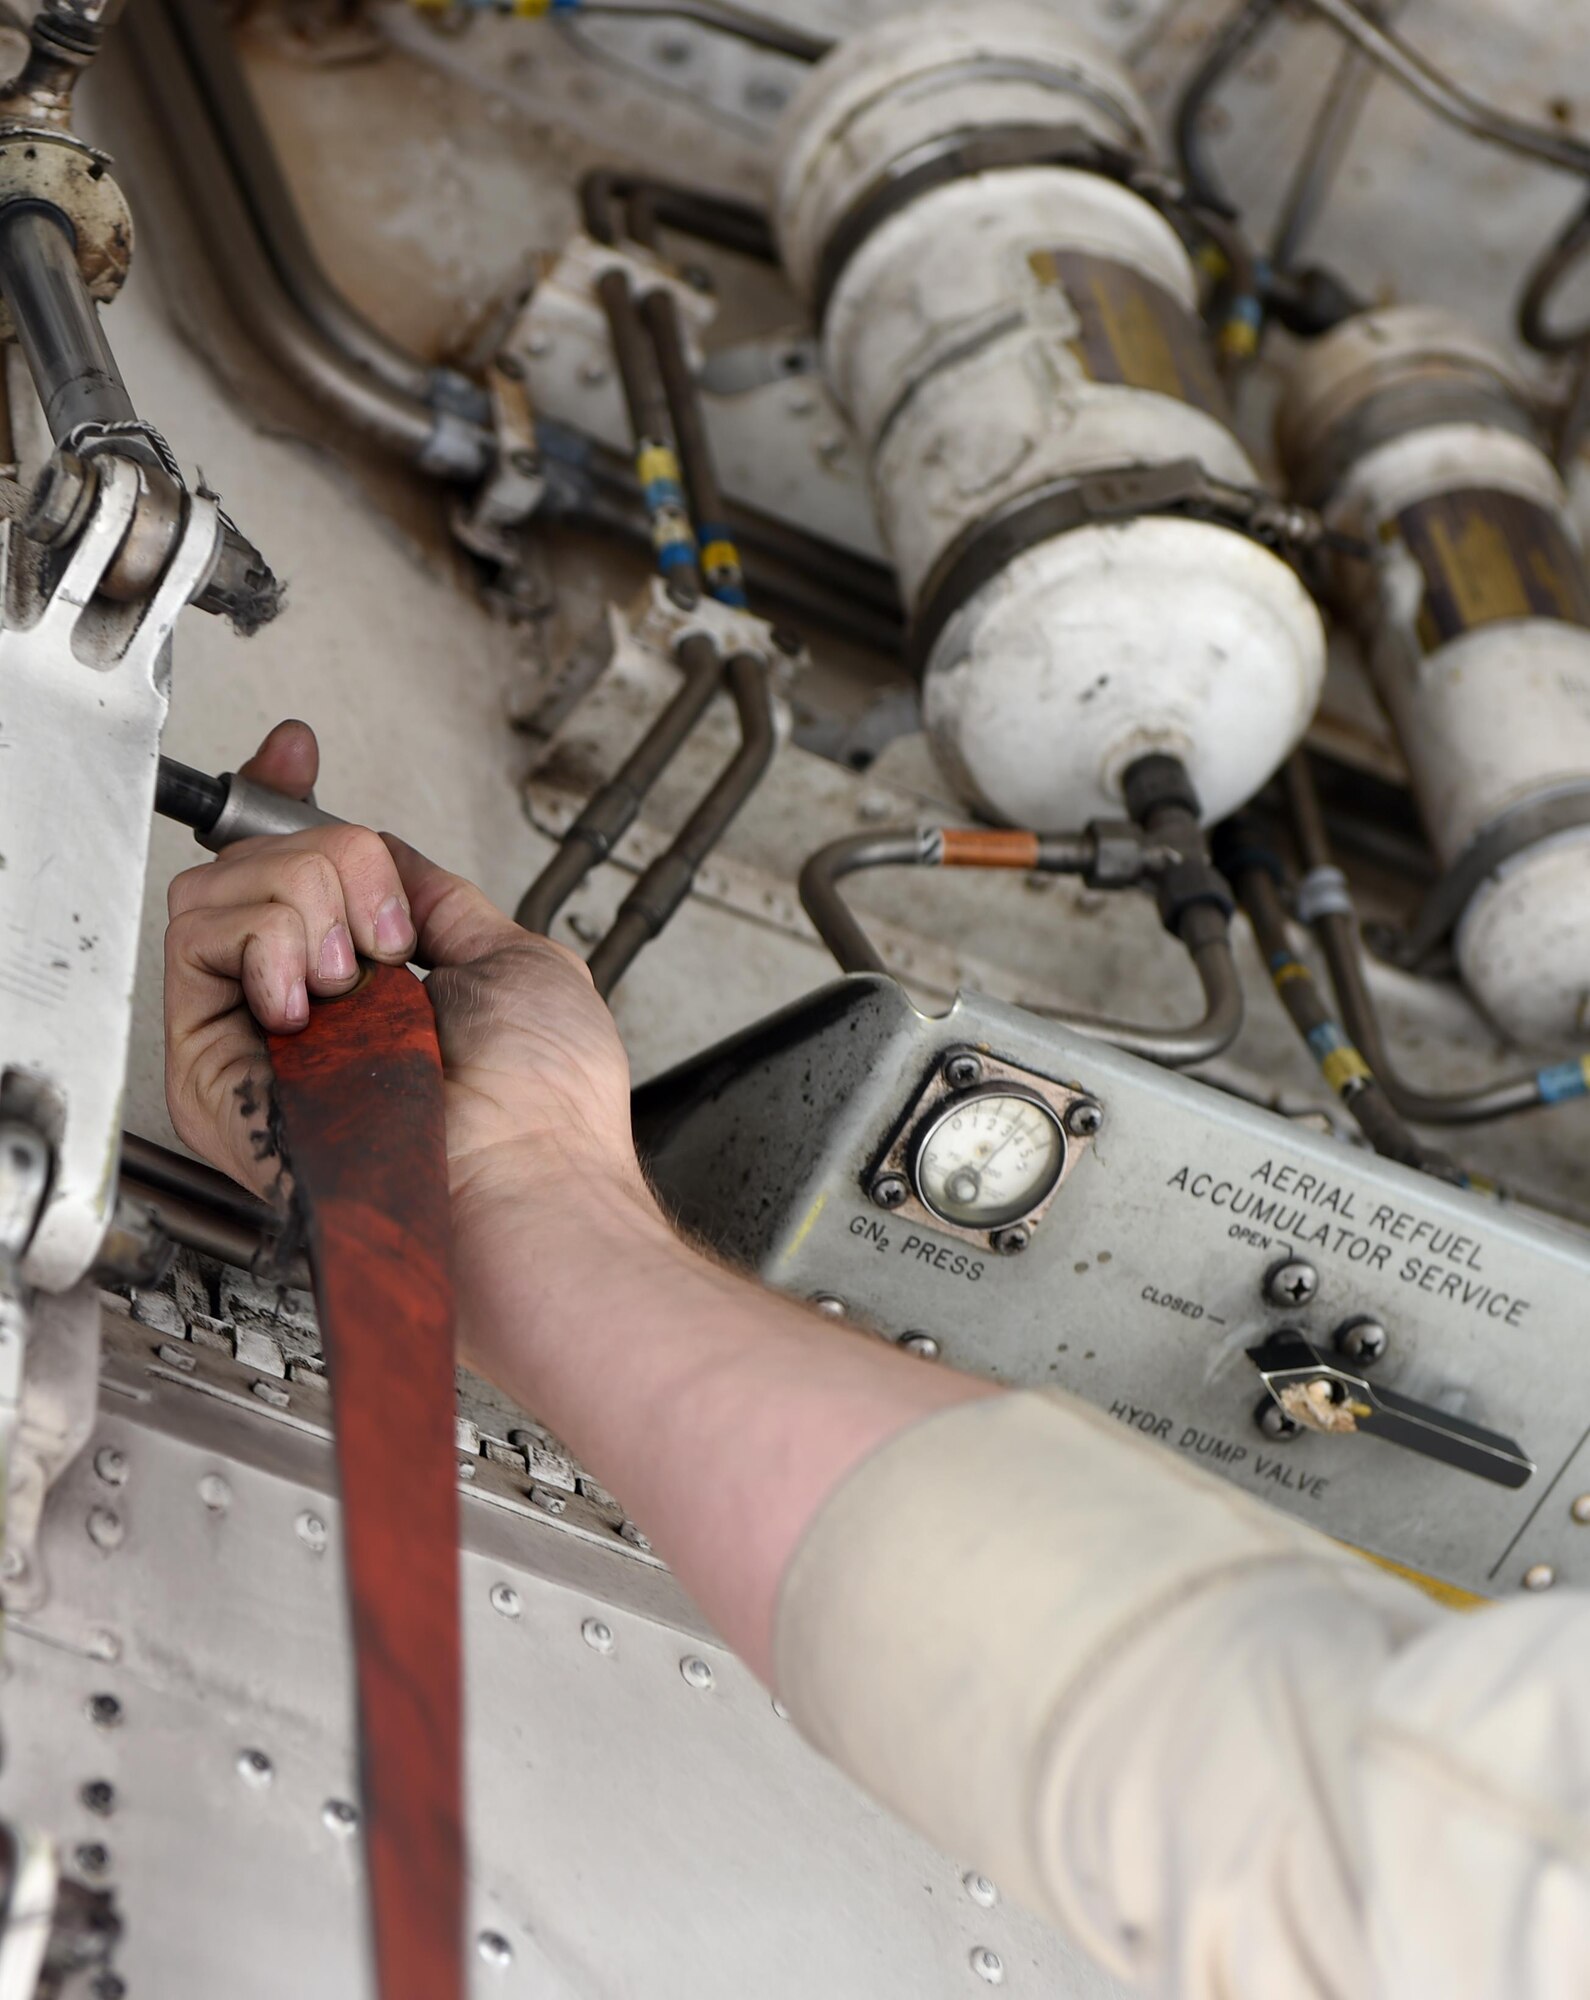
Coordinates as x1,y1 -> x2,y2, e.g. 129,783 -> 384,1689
913,1089 -> 1065,1230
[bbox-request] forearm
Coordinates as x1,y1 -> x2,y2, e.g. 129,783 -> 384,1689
453,1151 -> 994,1681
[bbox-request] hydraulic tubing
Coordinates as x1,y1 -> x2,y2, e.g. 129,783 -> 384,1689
163,0 -> 484,423
636,287 -> 745,605
1284,754 -> 1553,1124
515,630 -> 724,932
797,827 -> 1245,1068
560,1 -> 831,64
0,202 -> 134,439
585,650 -> 776,994
124,0 -> 492,479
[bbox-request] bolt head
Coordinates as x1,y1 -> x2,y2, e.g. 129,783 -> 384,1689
74,1842 -> 110,1877
1334,1317 -> 1388,1365
971,1945 -> 1005,1985
680,1655 -> 715,1691
94,1447 -> 128,1487
86,1693 -> 122,1729
990,1224 -> 1030,1256
1255,1395 -> 1301,1443
581,1617 -> 615,1654
80,1780 -> 116,1816
1264,1258 -> 1318,1307
1065,1100 -> 1103,1139
477,1931 -> 514,1969
811,1294 -> 847,1318
871,1174 -> 909,1211
323,1799 -> 359,1835
237,1749 -> 273,1787
944,1054 -> 983,1090
490,1582 -> 522,1620
899,1331 -> 941,1361
1523,1562 -> 1556,1592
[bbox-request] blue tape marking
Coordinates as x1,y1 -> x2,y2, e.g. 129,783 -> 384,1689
1306,1021 -> 1348,1060
709,584 -> 749,607
657,541 -> 696,572
1536,1060 -> 1590,1105
643,477 -> 686,512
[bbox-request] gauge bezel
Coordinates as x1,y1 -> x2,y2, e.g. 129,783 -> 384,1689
911,1085 -> 1067,1231
864,1047 -> 1099,1250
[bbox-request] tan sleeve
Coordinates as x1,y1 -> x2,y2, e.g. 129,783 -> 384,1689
771,1388 -> 1445,1989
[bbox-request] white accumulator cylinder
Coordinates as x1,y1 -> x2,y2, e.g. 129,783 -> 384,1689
1281,307 -> 1590,1048
772,0 -> 1325,830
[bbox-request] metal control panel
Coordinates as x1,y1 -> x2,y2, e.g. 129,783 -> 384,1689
636,976 -> 1590,1600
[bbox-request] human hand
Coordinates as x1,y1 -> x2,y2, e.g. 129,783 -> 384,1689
163,721 -> 644,1218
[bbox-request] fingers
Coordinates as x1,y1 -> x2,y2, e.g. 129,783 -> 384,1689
167,900 -> 313,1037
169,823 -> 416,998
237,718 -> 319,802
382,835 -> 522,968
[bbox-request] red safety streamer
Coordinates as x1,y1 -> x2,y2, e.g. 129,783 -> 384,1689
267,964 -> 464,2000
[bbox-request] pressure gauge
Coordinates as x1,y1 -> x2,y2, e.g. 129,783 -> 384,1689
913,1088 -> 1066,1230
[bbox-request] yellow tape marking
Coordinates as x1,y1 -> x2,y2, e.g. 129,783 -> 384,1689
1346,1545 -> 1487,1612
781,1190 -> 829,1266
636,443 -> 682,488
1321,1045 -> 1372,1093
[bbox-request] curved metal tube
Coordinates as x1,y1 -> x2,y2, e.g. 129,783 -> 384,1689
797,830 -> 1245,1068
585,651 -> 776,994
560,0 -> 831,64
124,0 -> 492,479
1284,755 -> 1547,1124
516,630 -> 724,932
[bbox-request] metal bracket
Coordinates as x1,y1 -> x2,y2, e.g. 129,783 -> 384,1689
0,457 -> 222,1288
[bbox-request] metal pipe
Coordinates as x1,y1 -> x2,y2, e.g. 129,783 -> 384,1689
1173,0 -> 1282,216
561,1 -> 832,64
516,630 -> 724,932
123,0 -> 492,479
1268,19 -> 1380,270
638,284 -> 746,605
796,827 -> 1244,1068
586,650 -> 776,993
121,1173 -> 310,1290
120,1131 -> 283,1233
594,265 -> 702,598
1284,754 -> 1548,1124
164,0 -> 484,422
0,202 -> 134,439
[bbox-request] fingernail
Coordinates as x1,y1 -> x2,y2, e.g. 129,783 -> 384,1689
318,922 -> 356,982
374,896 -> 414,957
284,979 -> 310,1025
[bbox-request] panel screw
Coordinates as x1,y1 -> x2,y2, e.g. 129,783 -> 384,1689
582,1617 -> 615,1654
198,1473 -> 231,1512
990,1225 -> 1029,1256
811,1294 -> 847,1317
1572,1494 -> 1590,1525
1523,1562 -> 1556,1592
971,1945 -> 1005,1984
871,1174 -> 909,1211
295,1511 -> 328,1552
237,1749 -> 273,1787
80,1780 -> 116,1816
944,1054 -> 982,1090
490,1582 -> 522,1620
1334,1317 -> 1388,1365
899,1331 -> 941,1360
86,1508 -> 124,1552
619,1520 -> 651,1552
74,1842 -> 110,1876
477,1931 -> 514,1969
1264,1258 -> 1318,1307
93,1447 -> 128,1487
680,1655 -> 715,1691
1255,1395 -> 1300,1442
1065,1100 -> 1103,1138
323,1799 -> 359,1835
964,1871 -> 999,1908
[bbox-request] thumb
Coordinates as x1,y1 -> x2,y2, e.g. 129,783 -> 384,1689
236,718 -> 319,802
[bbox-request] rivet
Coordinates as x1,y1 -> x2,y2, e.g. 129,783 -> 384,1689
86,1508 -> 124,1552
295,1511 -> 328,1553
323,1799 -> 359,1835
1571,1494 -> 1590,1525
619,1520 -> 651,1552
811,1293 -> 848,1316
581,1617 -> 614,1654
198,1473 -> 231,1512
477,1931 -> 514,1968
899,1332 -> 941,1360
86,1693 -> 123,1729
74,1841 -> 110,1877
1523,1562 -> 1556,1592
93,1447 -> 128,1487
963,1871 -> 999,1909
771,1697 -> 789,1720
680,1655 -> 715,1691
237,1748 -> 273,1787
80,1780 -> 116,1817
490,1582 -> 522,1619
971,1945 -> 1005,1984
